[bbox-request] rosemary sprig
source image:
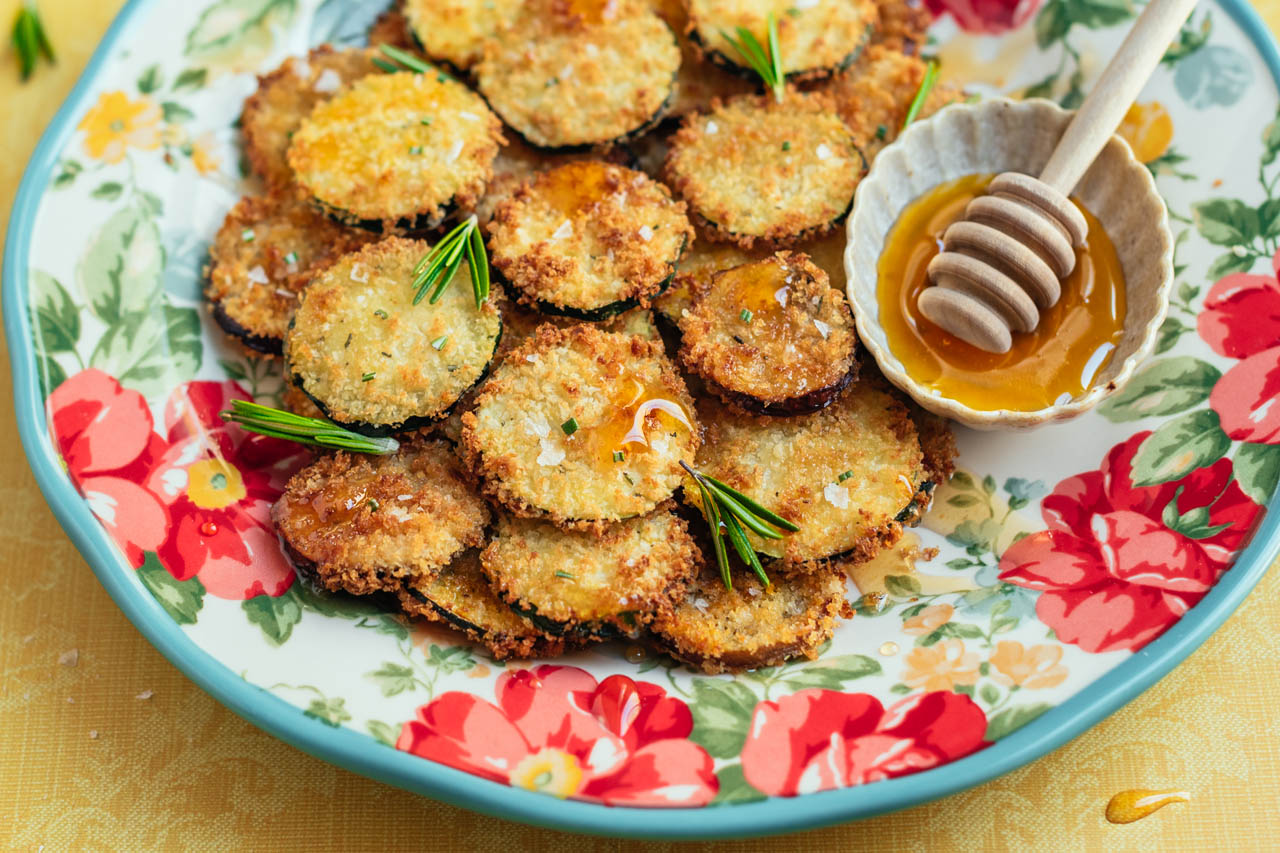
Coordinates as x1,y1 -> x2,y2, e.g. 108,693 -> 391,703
412,215 -> 490,308
681,461 -> 798,589
376,44 -> 452,81
12,2 -> 54,81
720,13 -> 784,103
901,60 -> 940,131
219,400 -> 400,454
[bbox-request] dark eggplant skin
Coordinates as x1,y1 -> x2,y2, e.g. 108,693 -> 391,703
506,599 -> 625,642
311,196 -> 451,236
208,298 -> 285,356
705,362 -> 859,418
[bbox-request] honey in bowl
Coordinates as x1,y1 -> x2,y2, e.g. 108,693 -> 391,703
876,174 -> 1127,412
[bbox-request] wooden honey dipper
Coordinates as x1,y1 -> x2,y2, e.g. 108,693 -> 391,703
917,0 -> 1199,353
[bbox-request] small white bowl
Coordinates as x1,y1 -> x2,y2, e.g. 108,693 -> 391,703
843,97 -> 1174,430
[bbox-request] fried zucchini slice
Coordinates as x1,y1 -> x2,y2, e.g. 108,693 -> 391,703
872,0 -> 933,55
664,91 -> 863,248
368,3 -> 418,50
399,549 -> 568,660
287,72 -> 503,232
688,382 -> 926,565
679,251 -> 858,415
402,0 -> 523,70
481,511 -> 697,638
489,161 -> 693,319
460,324 -> 698,528
651,562 -> 849,673
652,239 -> 764,329
285,237 -> 504,435
273,438 -> 489,595
474,0 -> 680,149
686,0 -> 877,82
205,192 -> 373,355
241,46 -> 378,191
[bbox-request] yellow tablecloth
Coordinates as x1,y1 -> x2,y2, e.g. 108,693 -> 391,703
2,3 -> 1279,849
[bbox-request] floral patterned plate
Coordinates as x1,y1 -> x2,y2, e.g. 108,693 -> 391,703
6,0 -> 1280,839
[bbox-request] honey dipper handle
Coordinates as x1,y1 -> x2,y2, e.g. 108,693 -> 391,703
1038,0 -> 1199,195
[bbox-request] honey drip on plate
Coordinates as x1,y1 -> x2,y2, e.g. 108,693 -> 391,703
1105,789 -> 1190,824
877,174 -> 1127,411
571,377 -> 691,465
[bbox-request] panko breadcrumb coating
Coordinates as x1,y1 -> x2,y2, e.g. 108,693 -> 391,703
664,90 -> 864,248
653,238 -> 766,328
399,549 -> 568,660
274,438 -> 489,595
287,72 -> 503,232
488,161 -> 693,318
685,0 -> 877,82
650,561 -> 850,673
474,0 -> 680,149
678,251 -> 858,415
481,511 -> 698,637
460,324 -> 698,529
367,2 -> 418,51
241,46 -> 377,190
871,0 -> 933,55
402,0 -> 523,70
205,192 -> 374,356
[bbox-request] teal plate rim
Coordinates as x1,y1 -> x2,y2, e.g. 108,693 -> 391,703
5,0 -> 1280,839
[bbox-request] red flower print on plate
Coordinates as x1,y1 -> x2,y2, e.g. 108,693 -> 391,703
926,0 -> 1041,34
48,369 -> 169,567
740,690 -> 988,796
145,380 -> 308,599
397,665 -> 718,806
999,434 -> 1261,653
1199,248 -> 1280,443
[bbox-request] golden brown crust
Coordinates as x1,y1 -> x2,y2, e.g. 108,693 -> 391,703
459,323 -> 699,530
653,238 -> 766,326
273,438 -> 490,595
663,90 -> 863,249
287,72 -> 504,231
204,192 -> 374,355
480,511 -> 697,634
241,46 -> 378,191
368,3 -> 419,51
650,560 -> 848,673
281,384 -> 327,420
402,0 -> 524,70
474,0 -> 681,149
871,0 -> 933,56
678,251 -> 858,413
488,161 -> 693,316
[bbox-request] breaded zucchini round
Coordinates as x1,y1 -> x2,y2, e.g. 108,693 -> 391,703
489,161 -> 693,319
402,0 -> 522,70
686,0 -> 876,81
284,238 -> 503,435
652,239 -> 764,328
273,438 -> 489,595
399,549 -> 568,660
650,562 -> 849,673
663,91 -> 864,248
872,0 -> 933,55
241,46 -> 377,190
205,192 -> 373,355
473,0 -> 680,149
481,511 -> 697,638
460,324 -> 699,528
368,3 -> 418,50
679,251 -> 858,415
287,72 -> 503,232
688,382 -> 926,565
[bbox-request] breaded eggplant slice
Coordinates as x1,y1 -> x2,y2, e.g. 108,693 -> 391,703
287,72 -> 503,232
460,324 -> 699,528
823,45 -> 967,164
686,0 -> 876,82
688,382 -> 926,565
273,438 -> 489,595
399,549 -> 567,660
651,562 -> 849,673
679,251 -> 857,415
481,511 -> 697,638
205,192 -> 373,355
402,0 -> 522,70
285,238 -> 504,435
241,46 -> 378,191
474,0 -> 680,150
489,161 -> 693,319
664,91 -> 864,248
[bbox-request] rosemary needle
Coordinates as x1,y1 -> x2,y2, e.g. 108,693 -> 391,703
411,216 -> 489,309
12,3 -> 55,81
220,400 -> 399,454
720,12 -> 785,103
901,60 -> 941,132
681,460 -> 795,589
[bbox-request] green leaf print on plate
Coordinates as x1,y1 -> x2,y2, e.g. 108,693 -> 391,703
1174,44 -> 1253,108
1098,356 -> 1222,422
1130,410 -> 1233,486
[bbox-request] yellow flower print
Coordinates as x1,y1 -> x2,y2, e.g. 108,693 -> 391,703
190,131 -> 222,175
903,603 -> 954,636
509,748 -> 584,798
78,91 -> 162,163
1117,101 -> 1174,164
988,641 -> 1069,690
185,458 -> 246,510
902,639 -> 980,692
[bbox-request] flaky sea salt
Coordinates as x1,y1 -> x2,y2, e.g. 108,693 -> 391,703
551,219 -> 573,241
313,69 -> 342,93
638,225 -> 654,241
247,265 -> 269,285
813,318 -> 831,339
816,143 -> 833,160
537,437 -> 565,466
824,482 -> 850,508
706,120 -> 719,134
349,263 -> 368,283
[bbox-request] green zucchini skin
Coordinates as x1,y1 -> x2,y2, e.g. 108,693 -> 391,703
507,599 -> 624,642
311,196 -> 451,236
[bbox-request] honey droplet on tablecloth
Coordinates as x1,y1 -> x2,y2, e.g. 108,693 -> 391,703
1105,789 -> 1190,824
